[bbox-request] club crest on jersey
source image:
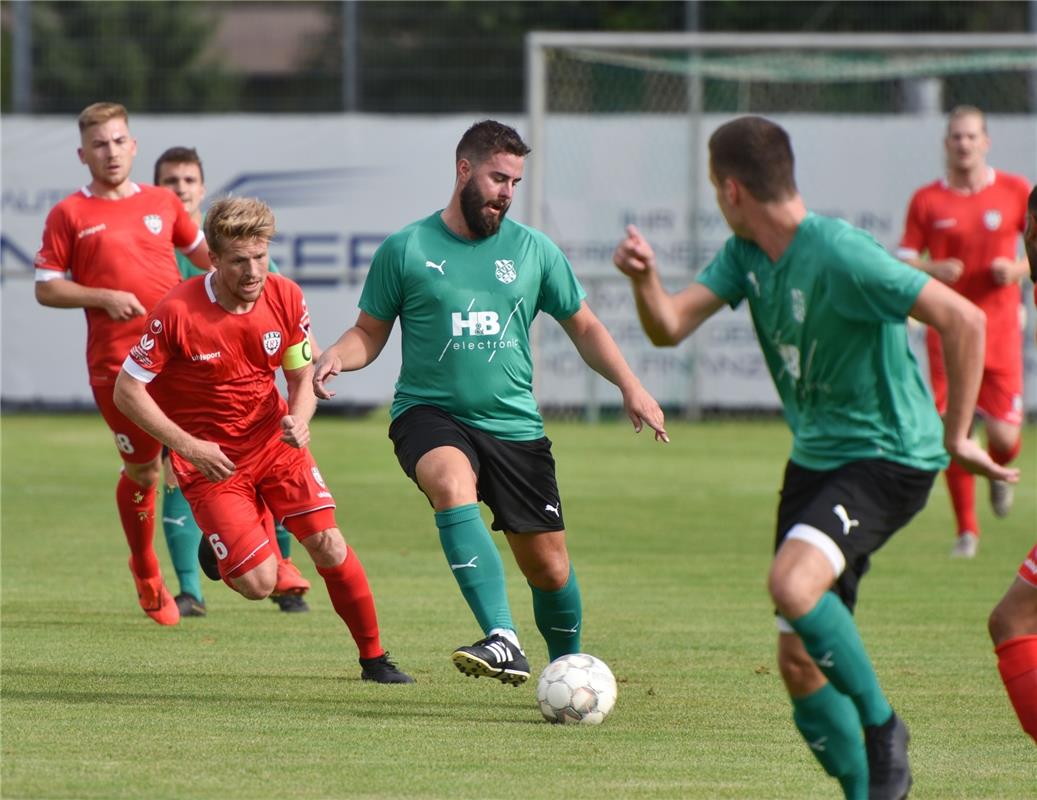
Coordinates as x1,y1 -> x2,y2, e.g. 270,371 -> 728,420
983,210 -> 1002,231
790,288 -> 806,323
150,319 -> 163,334
263,331 -> 282,355
311,466 -> 326,488
143,214 -> 163,235
494,259 -> 517,284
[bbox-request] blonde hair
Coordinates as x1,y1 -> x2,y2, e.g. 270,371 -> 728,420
78,102 -> 128,132
947,104 -> 986,133
205,197 -> 276,255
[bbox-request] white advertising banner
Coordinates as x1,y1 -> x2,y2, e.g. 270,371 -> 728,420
2,113 -> 1035,411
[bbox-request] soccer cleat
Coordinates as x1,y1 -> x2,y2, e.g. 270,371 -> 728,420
864,712 -> 912,800
273,558 -> 311,595
129,559 -> 180,626
174,592 -> 207,617
197,535 -> 221,581
950,531 -> 978,559
271,593 -> 310,613
989,479 -> 1014,518
359,652 -> 416,684
451,634 -> 530,686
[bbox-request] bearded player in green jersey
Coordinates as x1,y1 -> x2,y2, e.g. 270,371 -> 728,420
153,147 -> 312,615
314,120 -> 668,686
614,116 -> 1020,800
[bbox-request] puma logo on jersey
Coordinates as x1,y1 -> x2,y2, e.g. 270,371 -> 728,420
544,503 -> 560,517
425,260 -> 446,275
450,556 -> 479,570
833,504 -> 859,535
817,651 -> 835,668
162,515 -> 187,527
808,736 -> 828,752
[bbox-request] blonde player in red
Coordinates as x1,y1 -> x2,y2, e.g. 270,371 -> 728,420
112,197 -> 413,683
987,186 -> 1037,746
35,102 -> 210,625
897,105 -> 1030,559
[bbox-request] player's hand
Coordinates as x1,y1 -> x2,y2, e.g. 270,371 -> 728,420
989,256 -> 1018,286
280,415 -> 310,449
312,351 -> 342,400
929,258 -> 964,284
613,224 -> 657,280
622,382 -> 670,443
101,289 -> 146,321
946,437 -> 1020,483
184,439 -> 235,482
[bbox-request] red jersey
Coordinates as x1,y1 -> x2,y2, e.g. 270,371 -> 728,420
35,184 -> 203,385
898,168 -> 1029,372
122,272 -> 311,462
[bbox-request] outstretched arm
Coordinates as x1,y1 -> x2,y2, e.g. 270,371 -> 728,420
113,369 -> 235,482
909,279 -> 1018,483
613,224 -> 726,345
312,311 -> 394,400
559,302 -> 668,442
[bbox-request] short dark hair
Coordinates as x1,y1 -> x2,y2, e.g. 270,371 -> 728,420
154,146 -> 204,184
708,116 -> 797,202
456,120 -> 531,165
1028,184 -> 1037,214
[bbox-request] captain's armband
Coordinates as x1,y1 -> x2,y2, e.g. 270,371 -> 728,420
283,339 -> 312,370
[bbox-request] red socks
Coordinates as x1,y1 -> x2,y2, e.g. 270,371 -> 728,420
316,547 -> 383,659
996,635 -> 1037,744
116,473 -> 159,578
944,460 -> 978,535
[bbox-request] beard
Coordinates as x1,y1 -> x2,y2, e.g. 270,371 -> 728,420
460,180 -> 509,239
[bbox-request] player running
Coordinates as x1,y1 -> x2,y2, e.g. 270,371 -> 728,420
313,120 -> 667,686
35,102 -> 210,626
113,197 -> 413,683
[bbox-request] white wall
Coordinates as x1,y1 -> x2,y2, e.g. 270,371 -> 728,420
3,113 -> 1035,410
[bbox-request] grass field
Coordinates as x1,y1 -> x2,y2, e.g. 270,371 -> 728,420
1,412 -> 1034,800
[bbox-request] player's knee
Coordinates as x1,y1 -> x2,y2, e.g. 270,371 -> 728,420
124,459 -> 161,488
300,528 -> 347,568
232,571 -> 276,600
524,557 -> 570,592
778,648 -> 823,695
768,572 -> 812,620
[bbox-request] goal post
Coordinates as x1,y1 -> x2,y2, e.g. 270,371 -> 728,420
524,32 -> 1037,420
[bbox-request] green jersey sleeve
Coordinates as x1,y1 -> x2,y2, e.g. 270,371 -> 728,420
536,233 -> 587,320
826,226 -> 929,323
359,232 -> 406,321
695,237 -> 748,308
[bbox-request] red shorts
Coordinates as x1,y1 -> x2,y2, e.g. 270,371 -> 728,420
1019,544 -> 1037,588
174,432 -> 337,578
91,384 -> 163,465
926,335 -> 1023,426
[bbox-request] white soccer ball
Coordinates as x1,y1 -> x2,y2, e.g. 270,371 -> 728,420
536,653 -> 617,725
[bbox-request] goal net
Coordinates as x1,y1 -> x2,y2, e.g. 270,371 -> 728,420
525,32 -> 1037,418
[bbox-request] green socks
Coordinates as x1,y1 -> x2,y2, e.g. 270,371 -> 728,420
436,504 -> 515,636
275,522 -> 292,558
530,565 -> 582,661
161,485 -> 203,602
790,591 -> 893,727
792,683 -> 868,800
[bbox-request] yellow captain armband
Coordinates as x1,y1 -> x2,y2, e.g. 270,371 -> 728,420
283,339 -> 312,370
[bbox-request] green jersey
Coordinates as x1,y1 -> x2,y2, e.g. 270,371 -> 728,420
360,212 -> 586,440
697,213 -> 947,472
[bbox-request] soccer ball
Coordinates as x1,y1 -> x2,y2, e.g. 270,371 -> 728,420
536,653 -> 617,725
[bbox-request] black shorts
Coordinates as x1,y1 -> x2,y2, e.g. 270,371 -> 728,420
775,459 -> 936,612
388,405 -> 564,534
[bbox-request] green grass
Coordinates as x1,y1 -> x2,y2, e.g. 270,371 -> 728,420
2,413 -> 1034,800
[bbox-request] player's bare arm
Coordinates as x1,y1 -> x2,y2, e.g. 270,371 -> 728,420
113,369 -> 235,481
35,278 -> 146,320
313,312 -> 394,399
184,238 -> 212,272
613,224 -> 726,345
281,365 -> 316,448
909,279 -> 1018,483
989,255 -> 1028,286
559,302 -> 669,443
901,255 -> 965,284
